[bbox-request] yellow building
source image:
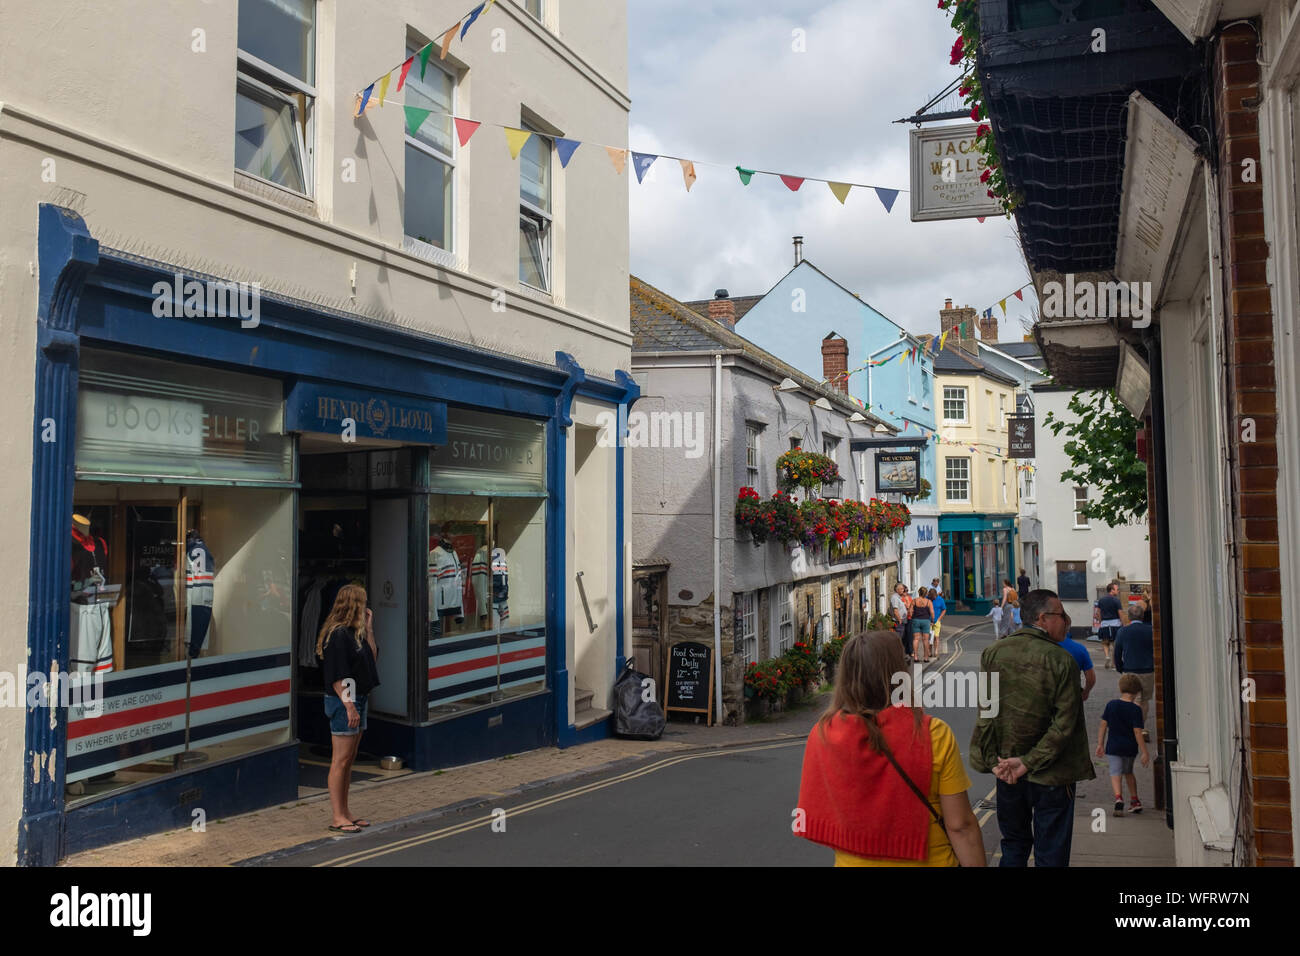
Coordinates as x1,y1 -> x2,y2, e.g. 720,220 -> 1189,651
933,308 -> 1020,612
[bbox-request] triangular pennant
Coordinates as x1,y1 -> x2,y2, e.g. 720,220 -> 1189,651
439,26 -> 457,61
977,216 -> 986,223
454,117 -> 481,146
377,72 -> 392,107
631,152 -> 658,183
504,127 -> 533,160
461,3 -> 486,40
1014,289 -> 1024,301
939,330 -> 948,351
779,174 -> 805,192
356,83 -> 374,117
736,166 -> 755,186
396,56 -> 414,92
404,106 -> 432,136
999,298 -> 1007,315
605,147 -> 627,174
680,159 -> 697,192
417,43 -> 433,79
874,187 -> 899,213
554,138 -> 581,168
828,181 -> 852,204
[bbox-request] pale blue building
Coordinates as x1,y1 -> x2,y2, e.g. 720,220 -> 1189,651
691,258 -> 941,593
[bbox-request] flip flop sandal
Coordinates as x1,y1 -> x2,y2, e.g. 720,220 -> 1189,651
329,824 -> 362,834
352,819 -> 372,828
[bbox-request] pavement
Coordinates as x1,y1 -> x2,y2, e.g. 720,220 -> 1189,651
61,615 -> 1173,867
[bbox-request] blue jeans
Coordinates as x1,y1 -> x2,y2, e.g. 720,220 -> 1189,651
996,778 -> 1075,867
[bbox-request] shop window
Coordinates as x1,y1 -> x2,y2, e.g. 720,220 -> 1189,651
945,457 -> 969,502
67,350 -> 294,805
427,410 -> 548,717
235,0 -> 315,195
943,386 -> 967,423
404,45 -> 456,253
519,119 -> 552,291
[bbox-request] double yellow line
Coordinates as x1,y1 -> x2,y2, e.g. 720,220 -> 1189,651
320,738 -> 805,866
933,622 -> 998,831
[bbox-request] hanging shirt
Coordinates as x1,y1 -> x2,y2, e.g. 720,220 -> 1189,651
491,547 -> 509,625
186,535 -> 215,608
471,545 -> 490,617
428,545 -> 464,620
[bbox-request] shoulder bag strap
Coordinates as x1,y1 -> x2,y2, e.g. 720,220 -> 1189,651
879,745 -> 946,831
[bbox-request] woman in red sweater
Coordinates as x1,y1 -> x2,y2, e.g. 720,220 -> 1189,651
795,630 -> 986,866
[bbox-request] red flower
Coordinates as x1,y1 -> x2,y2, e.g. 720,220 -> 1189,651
949,36 -> 964,64
980,168 -> 992,183
976,123 -> 991,137
987,189 -> 995,198
958,85 -> 971,97
970,105 -> 981,120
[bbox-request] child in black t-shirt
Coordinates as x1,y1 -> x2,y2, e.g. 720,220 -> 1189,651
1096,674 -> 1151,815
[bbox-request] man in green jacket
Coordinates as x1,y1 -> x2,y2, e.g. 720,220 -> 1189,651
969,589 -> 1095,866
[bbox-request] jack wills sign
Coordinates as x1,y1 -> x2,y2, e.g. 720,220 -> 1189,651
909,124 -> 1004,222
286,382 -> 447,445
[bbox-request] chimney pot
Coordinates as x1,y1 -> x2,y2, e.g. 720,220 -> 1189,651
944,297 -> 952,309
793,236 -> 804,266
708,291 -> 736,330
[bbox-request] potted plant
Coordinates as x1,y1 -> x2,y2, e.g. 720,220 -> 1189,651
820,634 -> 847,683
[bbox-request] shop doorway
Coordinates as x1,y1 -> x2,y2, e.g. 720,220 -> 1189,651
632,564 -> 667,692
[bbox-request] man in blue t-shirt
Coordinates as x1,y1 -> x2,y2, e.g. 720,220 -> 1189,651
1092,582 -> 1124,669
1059,634 -> 1096,701
1096,674 -> 1150,815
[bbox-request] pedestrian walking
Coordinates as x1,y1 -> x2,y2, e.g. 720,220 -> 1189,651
891,583 -> 912,660
316,584 -> 381,834
999,578 -> 1019,637
794,631 -> 986,867
1093,581 -> 1124,669
1017,569 -> 1031,601
1096,674 -> 1151,815
987,602 -> 1003,636
969,589 -> 1095,867
911,589 -> 934,663
1114,600 -> 1154,727
929,588 -> 947,657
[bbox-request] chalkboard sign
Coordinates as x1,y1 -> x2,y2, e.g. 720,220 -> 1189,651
1056,560 -> 1088,601
665,641 -> 713,724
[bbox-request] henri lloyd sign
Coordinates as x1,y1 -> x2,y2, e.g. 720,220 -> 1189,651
909,123 -> 1003,221
285,382 -> 447,445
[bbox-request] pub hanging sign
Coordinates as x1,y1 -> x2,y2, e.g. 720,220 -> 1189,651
1007,416 -> 1036,458
875,451 -> 921,495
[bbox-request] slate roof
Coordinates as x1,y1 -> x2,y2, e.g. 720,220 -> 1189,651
993,340 -> 1047,369
932,341 -> 1021,387
630,275 -> 894,429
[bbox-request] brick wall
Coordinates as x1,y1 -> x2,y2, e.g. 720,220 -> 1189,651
821,334 -> 849,392
1216,22 -> 1292,866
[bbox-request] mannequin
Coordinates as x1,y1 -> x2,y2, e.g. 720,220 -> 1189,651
428,524 -> 464,636
70,514 -> 113,674
185,526 -> 216,657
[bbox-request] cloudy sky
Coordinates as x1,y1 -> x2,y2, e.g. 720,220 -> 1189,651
625,0 -> 1039,340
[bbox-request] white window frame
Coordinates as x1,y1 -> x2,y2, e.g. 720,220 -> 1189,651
998,393 -> 1007,429
235,5 -> 316,199
986,390 -> 996,431
772,583 -> 793,656
403,47 -> 457,259
943,386 -> 967,423
520,0 -> 545,22
945,457 -> 970,502
519,119 -> 552,293
1022,466 -> 1035,502
822,434 -> 840,499
820,578 -> 831,644
1002,461 -> 1010,505
739,591 -> 758,665
921,369 -> 931,410
746,422 -> 762,492
1073,486 -> 1091,528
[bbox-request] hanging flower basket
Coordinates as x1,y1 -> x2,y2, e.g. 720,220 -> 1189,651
776,448 -> 841,492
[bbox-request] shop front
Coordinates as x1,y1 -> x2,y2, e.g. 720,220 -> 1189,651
938,514 -> 1017,614
20,206 -> 634,864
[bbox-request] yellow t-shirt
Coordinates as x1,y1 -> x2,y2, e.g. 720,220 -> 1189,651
833,717 -> 972,867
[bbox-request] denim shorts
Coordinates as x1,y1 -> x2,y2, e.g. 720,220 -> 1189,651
1107,754 -> 1135,775
325,693 -> 368,736
913,619 -> 932,635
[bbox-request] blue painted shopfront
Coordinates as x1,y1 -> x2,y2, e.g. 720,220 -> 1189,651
21,205 -> 635,865
938,513 -> 1018,614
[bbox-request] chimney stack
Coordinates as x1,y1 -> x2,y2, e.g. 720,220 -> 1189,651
939,299 -> 979,355
793,236 -> 804,266
708,289 -> 736,330
978,312 -> 999,343
821,332 -> 849,393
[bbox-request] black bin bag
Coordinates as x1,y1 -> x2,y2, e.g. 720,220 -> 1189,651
612,660 -> 666,740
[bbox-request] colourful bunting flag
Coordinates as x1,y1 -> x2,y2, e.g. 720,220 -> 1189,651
736,166 -> 755,186
454,117 -> 481,146
606,147 -> 627,174
439,26 -> 457,61
504,126 -> 532,159
1014,289 -> 1024,301
356,83 -> 374,116
977,217 -> 986,223
632,152 -> 658,183
377,72 -> 392,107
404,106 -> 432,135
939,330 -> 948,351
780,175 -> 805,192
828,182 -> 852,204
461,2 -> 486,40
420,41 -> 434,78
680,159 -> 697,192
555,137 -> 581,168
396,56 -> 414,92
999,298 -> 1007,315
874,187 -> 899,213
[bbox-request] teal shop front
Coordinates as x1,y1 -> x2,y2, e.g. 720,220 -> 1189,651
938,514 -> 1018,614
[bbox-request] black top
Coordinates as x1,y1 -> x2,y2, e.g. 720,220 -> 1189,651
1101,699 -> 1144,757
911,599 -> 931,621
321,626 -> 380,699
1017,574 -> 1030,598
1096,594 -> 1123,621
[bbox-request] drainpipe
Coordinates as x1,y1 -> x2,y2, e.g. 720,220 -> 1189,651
713,353 -> 724,726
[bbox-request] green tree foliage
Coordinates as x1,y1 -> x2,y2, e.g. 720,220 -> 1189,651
1043,390 -> 1147,527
